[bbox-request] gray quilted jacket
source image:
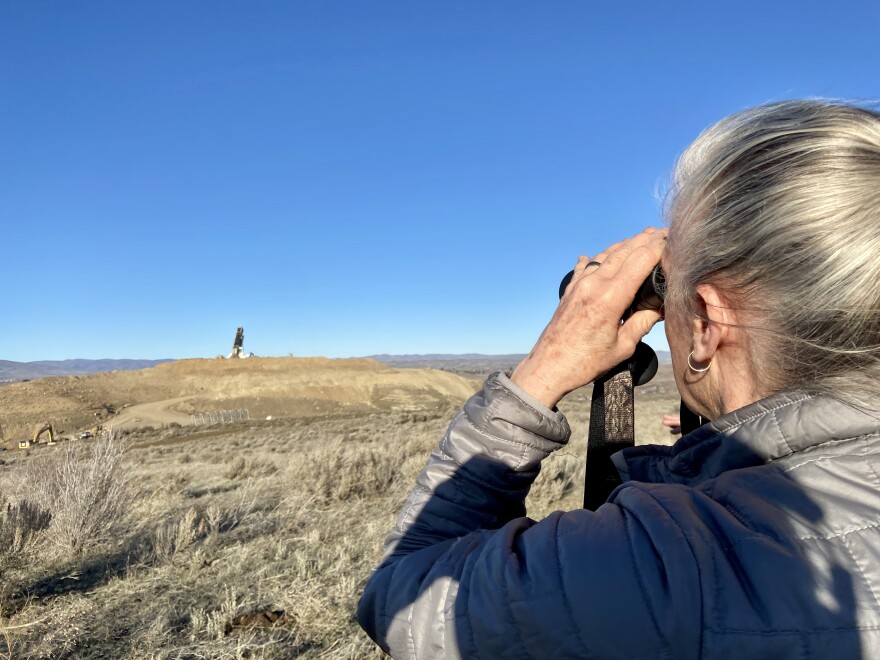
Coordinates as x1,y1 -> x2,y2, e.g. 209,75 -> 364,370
358,372 -> 880,658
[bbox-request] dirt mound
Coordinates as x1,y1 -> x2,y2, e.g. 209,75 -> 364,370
0,357 -> 478,447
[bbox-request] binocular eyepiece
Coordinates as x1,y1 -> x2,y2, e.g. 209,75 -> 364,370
558,264 -> 666,320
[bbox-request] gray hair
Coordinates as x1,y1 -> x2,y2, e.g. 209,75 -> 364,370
664,99 -> 880,402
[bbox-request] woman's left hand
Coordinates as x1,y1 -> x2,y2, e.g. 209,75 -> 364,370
511,228 -> 667,409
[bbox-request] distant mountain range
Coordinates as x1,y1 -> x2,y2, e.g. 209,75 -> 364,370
0,359 -> 174,381
0,351 -> 673,382
370,354 -> 528,374
370,351 -> 671,375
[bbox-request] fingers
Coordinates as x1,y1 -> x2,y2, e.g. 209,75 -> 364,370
583,234 -> 665,323
661,414 -> 681,428
573,227 -> 666,279
570,228 -> 665,290
588,241 -> 621,270
574,255 -> 605,276
594,228 -> 666,277
661,414 -> 682,435
561,257 -> 592,298
567,255 -> 602,297
618,307 -> 663,351
568,227 -> 666,326
614,239 -> 666,291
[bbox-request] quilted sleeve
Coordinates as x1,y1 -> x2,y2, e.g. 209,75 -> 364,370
357,373 -> 703,659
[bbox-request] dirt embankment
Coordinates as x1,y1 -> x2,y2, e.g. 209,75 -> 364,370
0,357 -> 479,448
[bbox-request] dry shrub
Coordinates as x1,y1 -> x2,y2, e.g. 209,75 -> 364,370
0,498 -> 52,559
204,481 -> 260,535
151,506 -> 206,563
287,438 -> 405,503
224,457 -> 247,480
188,585 -> 247,641
25,433 -> 131,555
224,456 -> 277,481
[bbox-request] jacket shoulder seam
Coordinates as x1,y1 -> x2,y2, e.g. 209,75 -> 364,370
778,432 -> 880,472
703,394 -> 813,442
862,435 -> 880,490
840,533 -> 880,612
799,520 -> 880,541
771,407 -> 795,455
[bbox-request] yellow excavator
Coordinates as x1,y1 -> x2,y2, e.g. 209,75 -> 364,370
19,422 -> 57,449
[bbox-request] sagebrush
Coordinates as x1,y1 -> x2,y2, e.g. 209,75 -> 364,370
0,383 -> 679,658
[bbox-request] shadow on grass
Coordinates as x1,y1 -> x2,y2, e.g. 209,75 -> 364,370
3,530 -> 152,617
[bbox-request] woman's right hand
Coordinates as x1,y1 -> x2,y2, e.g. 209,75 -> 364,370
510,228 -> 667,409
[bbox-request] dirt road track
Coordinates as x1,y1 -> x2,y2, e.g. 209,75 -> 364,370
107,396 -> 196,431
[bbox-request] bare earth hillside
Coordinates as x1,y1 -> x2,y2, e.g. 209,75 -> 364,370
0,357 -> 479,448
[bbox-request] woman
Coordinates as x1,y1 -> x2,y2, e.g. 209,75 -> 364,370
358,100 -> 880,658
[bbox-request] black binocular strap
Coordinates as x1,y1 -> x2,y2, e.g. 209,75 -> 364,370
584,370 -> 633,510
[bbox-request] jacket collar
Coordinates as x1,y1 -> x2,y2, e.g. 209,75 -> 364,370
612,390 -> 880,487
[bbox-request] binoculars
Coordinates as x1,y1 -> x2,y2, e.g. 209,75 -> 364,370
558,261 -> 704,447
558,264 -> 666,321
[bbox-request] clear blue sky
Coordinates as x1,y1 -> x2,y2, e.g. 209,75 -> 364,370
2,1 -> 878,361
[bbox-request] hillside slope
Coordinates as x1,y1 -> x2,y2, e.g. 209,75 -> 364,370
0,357 -> 478,446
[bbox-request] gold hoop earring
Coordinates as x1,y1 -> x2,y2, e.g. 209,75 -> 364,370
687,351 -> 711,373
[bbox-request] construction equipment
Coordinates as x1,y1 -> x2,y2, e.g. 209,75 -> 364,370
34,422 -> 56,445
19,422 -> 57,449
226,327 -> 254,359
78,424 -> 104,440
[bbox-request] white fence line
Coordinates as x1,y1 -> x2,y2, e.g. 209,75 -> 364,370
190,409 -> 250,426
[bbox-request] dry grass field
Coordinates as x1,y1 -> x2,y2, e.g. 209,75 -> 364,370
0,359 -> 680,658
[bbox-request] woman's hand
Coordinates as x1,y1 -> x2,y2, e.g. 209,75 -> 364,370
511,228 -> 667,409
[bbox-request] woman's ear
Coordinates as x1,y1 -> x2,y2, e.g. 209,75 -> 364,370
691,284 -> 730,363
